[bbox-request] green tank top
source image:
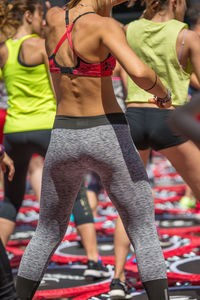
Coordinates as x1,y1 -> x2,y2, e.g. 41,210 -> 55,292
2,34 -> 56,133
126,19 -> 193,106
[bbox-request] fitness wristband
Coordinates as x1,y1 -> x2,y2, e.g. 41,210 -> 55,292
145,72 -> 157,92
154,88 -> 172,103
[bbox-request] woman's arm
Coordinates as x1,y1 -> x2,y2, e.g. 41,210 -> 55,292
100,17 -> 171,108
119,63 -> 128,99
190,73 -> 200,90
188,31 -> 200,85
42,44 -> 57,100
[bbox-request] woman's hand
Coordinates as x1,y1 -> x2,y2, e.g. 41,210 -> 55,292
148,88 -> 172,109
0,153 -> 15,181
148,97 -> 172,109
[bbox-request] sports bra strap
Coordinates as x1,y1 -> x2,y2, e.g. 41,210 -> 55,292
53,11 -> 96,56
65,10 -> 96,25
65,9 -> 69,25
66,23 -> 77,56
53,31 -> 69,55
72,11 -> 96,24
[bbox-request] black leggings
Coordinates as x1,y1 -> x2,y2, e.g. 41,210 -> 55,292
0,239 -> 19,300
73,183 -> 93,226
0,130 -> 93,225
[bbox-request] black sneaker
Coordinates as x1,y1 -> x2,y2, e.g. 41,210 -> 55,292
83,260 -> 110,279
109,278 -> 132,299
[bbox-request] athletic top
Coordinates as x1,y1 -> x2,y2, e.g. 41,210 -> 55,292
126,19 -> 193,106
49,11 -> 116,77
2,34 -> 56,134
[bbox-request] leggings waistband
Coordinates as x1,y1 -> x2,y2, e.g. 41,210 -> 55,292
53,113 -> 127,129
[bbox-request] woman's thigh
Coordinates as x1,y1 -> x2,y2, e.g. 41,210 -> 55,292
160,140 -> 200,199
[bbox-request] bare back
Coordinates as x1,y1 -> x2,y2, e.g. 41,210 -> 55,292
45,7 -> 122,116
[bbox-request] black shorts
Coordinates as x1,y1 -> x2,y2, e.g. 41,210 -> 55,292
72,183 -> 94,226
125,107 -> 187,151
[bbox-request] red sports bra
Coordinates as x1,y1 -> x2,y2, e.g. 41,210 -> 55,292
49,11 -> 116,77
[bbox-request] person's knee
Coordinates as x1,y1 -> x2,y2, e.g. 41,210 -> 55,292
29,156 -> 44,174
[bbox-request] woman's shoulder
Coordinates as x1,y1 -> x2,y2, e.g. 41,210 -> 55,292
46,6 -> 64,26
21,36 -> 45,57
22,36 -> 45,48
75,14 -> 120,38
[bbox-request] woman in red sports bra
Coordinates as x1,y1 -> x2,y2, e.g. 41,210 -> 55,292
16,1 -> 171,299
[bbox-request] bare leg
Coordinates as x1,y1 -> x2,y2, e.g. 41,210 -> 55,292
113,217 -> 130,282
28,156 -> 44,202
113,149 -> 151,282
138,149 -> 151,168
0,218 -> 15,246
160,140 -> 200,201
77,223 -> 99,262
86,190 -> 99,218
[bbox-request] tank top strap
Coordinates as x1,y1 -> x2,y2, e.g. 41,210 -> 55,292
6,34 -> 38,48
6,34 -> 39,63
19,34 -> 39,42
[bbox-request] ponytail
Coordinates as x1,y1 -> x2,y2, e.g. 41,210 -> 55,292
0,0 -> 15,42
143,0 -> 169,19
127,0 -> 169,19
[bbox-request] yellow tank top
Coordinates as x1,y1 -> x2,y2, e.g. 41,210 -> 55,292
2,34 -> 56,133
126,19 -> 193,106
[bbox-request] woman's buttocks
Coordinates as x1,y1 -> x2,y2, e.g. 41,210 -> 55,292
49,113 -> 130,165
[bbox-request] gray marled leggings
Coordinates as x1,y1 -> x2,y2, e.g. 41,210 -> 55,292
17,114 -> 167,290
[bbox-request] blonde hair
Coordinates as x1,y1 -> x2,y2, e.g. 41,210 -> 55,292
65,0 -> 82,9
0,0 -> 42,42
65,0 -> 100,11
